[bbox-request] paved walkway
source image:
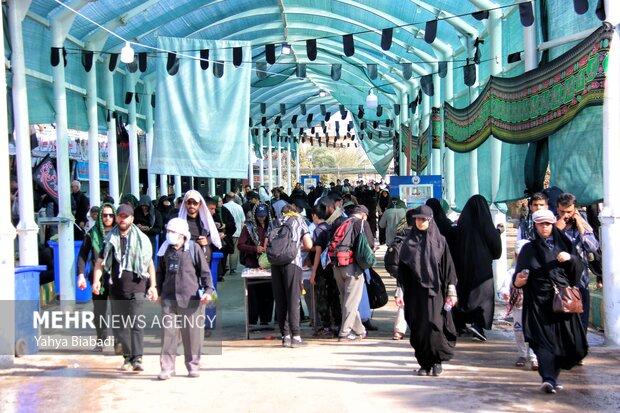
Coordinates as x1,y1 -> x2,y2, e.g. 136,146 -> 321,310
1,247 -> 619,412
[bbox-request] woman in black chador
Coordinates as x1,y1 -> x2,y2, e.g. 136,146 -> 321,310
397,205 -> 458,376
513,209 -> 587,394
453,195 -> 502,340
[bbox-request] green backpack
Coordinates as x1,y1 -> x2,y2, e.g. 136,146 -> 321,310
354,228 -> 376,270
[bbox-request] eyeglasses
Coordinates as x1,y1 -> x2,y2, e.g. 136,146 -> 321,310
185,200 -> 199,206
102,213 -> 115,218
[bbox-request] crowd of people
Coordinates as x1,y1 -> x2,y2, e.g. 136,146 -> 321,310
31,176 -> 600,393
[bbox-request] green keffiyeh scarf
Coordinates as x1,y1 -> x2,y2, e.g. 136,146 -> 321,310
89,203 -> 115,255
102,224 -> 153,279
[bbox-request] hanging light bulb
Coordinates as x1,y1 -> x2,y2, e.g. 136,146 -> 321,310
366,89 -> 378,109
120,41 -> 135,64
281,42 -> 292,55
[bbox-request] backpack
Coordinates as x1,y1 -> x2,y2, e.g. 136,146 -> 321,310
327,218 -> 356,267
384,236 -> 405,277
266,217 -> 299,266
366,268 -> 388,309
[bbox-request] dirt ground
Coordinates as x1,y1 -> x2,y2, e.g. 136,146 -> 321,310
1,243 -> 619,413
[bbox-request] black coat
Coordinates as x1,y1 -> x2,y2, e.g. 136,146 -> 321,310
514,229 -> 588,368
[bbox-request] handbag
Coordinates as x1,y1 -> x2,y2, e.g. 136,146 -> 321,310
365,268 -> 388,309
552,283 -> 583,314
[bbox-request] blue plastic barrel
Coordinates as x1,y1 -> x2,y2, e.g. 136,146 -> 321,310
15,266 -> 45,356
205,252 -> 223,329
48,240 -> 92,303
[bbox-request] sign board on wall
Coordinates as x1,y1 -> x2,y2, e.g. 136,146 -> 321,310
301,175 -> 320,192
388,175 -> 442,209
76,161 -> 109,181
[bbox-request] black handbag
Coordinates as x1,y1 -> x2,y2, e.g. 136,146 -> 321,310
365,268 -> 388,309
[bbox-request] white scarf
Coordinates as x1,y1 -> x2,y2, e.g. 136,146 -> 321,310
177,190 -> 222,249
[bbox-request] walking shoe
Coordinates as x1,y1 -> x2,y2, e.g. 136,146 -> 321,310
530,359 -> 539,371
132,359 -> 144,372
515,357 -> 526,367
158,370 -> 174,380
282,336 -> 292,348
188,371 -> 200,378
291,337 -> 307,348
431,363 -> 443,376
338,333 -> 363,342
554,383 -> 564,391
467,325 -> 487,341
417,368 -> 430,376
540,382 -> 556,394
114,343 -> 124,355
119,359 -> 133,372
392,332 -> 405,340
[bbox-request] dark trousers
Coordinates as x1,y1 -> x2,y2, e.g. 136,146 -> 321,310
248,282 -> 274,324
579,285 -> 590,329
160,300 -> 205,373
532,345 -> 561,386
111,293 -> 145,362
93,289 -> 110,340
271,263 -> 302,337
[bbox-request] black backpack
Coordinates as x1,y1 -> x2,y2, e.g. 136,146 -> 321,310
384,236 -> 405,278
266,218 -> 299,266
366,268 -> 388,309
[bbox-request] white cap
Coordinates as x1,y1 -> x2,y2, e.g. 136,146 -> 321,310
166,217 -> 191,240
532,209 -> 557,224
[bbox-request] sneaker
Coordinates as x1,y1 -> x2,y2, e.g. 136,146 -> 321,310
338,333 -> 363,342
417,368 -> 430,376
114,343 -> 124,355
132,359 -> 144,372
467,325 -> 487,341
431,363 -> 443,376
282,336 -> 292,348
515,357 -> 527,367
291,337 -> 307,348
119,359 -> 133,372
158,370 -> 174,380
540,382 -> 556,394
554,383 -> 564,391
188,371 -> 200,378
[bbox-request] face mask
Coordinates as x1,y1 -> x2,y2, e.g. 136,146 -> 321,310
166,232 -> 183,246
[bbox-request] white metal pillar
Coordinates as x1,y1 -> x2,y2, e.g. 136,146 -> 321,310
486,8 -> 508,295
400,91 -> 409,176
295,145 -> 301,185
159,175 -> 168,196
276,137 -> 282,188
225,179 -> 231,194
248,132 -> 254,187
0,1 -> 16,367
103,57 -> 119,206
601,0 -> 620,346
145,81 -> 157,201
444,57 -> 456,207
286,139 -> 292,191
431,72 -> 442,176
523,2 -> 538,72
174,176 -> 182,198
259,127 -> 265,188
267,131 -> 273,191
468,38 -> 480,197
51,6 -> 87,306
126,74 -> 140,198
84,49 -> 100,207
8,0 -> 38,265
208,178 -> 216,197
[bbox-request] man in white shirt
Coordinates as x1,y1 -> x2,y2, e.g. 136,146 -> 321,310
223,192 -> 246,274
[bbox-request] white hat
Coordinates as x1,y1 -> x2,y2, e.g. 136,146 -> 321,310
532,209 -> 557,224
166,217 -> 191,241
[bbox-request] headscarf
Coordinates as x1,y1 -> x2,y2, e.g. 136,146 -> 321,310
138,195 -> 156,227
177,190 -> 222,249
425,198 -> 454,235
89,202 -> 115,255
119,193 -> 139,208
399,208 -> 446,295
156,217 -> 191,257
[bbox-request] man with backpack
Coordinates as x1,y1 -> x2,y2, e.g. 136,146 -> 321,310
329,205 -> 373,342
267,204 -> 313,348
